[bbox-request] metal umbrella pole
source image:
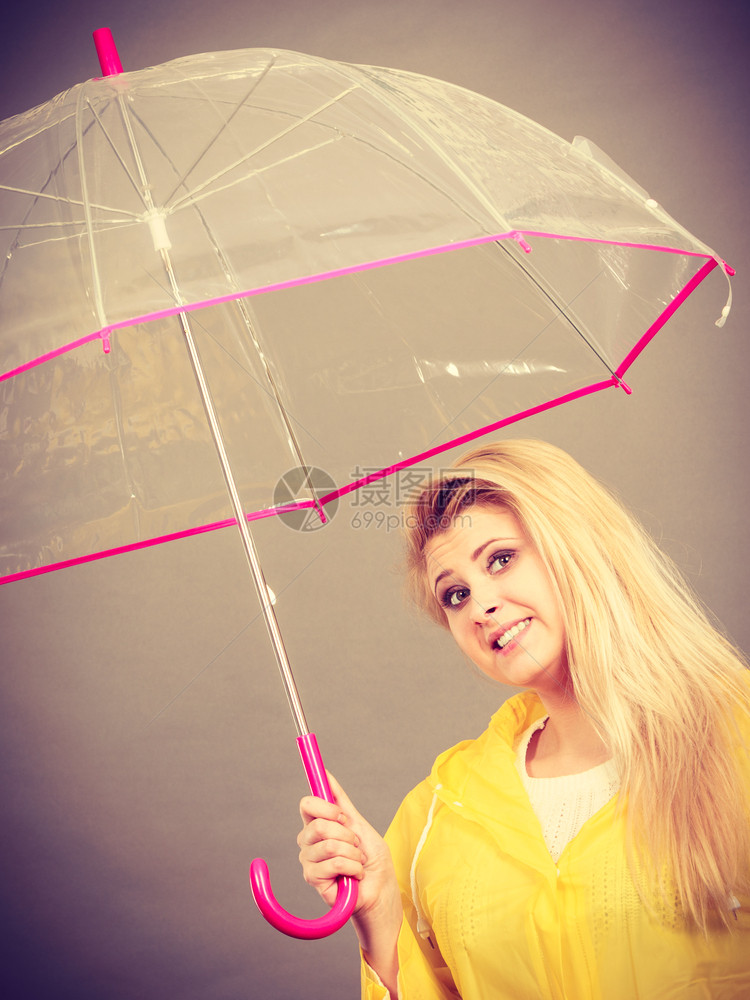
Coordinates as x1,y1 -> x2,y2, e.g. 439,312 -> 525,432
94,26 -> 357,940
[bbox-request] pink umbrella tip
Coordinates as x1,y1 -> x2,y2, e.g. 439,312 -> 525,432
92,28 -> 123,76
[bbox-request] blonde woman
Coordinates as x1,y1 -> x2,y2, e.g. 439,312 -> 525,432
298,440 -> 750,999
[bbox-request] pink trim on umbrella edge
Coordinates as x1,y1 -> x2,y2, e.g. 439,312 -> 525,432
0,238 -> 729,586
0,499 -> 313,585
615,257 -> 718,377
0,377 -> 617,586
0,231 -> 729,384
319,377 -> 623,507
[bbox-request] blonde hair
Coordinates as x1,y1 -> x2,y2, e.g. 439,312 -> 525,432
404,438 -> 749,931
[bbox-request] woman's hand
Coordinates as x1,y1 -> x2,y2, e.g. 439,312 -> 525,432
298,774 -> 402,991
298,773 -> 396,916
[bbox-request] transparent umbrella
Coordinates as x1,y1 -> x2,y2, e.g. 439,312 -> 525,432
0,29 -> 732,937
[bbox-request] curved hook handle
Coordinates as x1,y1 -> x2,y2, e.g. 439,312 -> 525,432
249,733 -> 359,939
250,858 -> 357,939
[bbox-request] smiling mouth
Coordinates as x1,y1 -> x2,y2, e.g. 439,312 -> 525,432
495,618 -> 531,649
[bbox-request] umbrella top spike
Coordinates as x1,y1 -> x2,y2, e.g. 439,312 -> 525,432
92,27 -> 123,76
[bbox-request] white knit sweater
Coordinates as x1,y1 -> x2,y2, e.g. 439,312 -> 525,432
515,716 -> 621,863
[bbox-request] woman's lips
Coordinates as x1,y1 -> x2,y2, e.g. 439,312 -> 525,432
493,617 -> 532,651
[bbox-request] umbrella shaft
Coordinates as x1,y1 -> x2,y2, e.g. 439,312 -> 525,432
176,304 -> 310,738
115,75 -> 311,736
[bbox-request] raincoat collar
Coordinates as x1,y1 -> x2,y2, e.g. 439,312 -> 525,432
427,688 -> 546,798
425,690 -> 615,876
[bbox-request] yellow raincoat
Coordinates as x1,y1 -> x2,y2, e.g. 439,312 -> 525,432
362,690 -> 750,999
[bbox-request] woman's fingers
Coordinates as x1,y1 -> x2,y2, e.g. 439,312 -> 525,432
300,836 -> 366,882
299,794 -> 346,825
297,774 -> 397,914
297,816 -> 360,851
302,835 -> 363,864
298,815 -> 366,902
297,778 -> 372,898
299,772 -> 361,818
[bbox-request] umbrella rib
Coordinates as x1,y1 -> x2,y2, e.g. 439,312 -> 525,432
0,114 -> 142,299
169,125 -> 493,236
208,296 -> 329,458
501,244 -> 616,375
83,98 -> 153,211
175,128 -> 486,225
0,221 -> 139,258
422,251 -> 612,447
169,137 -> 342,212
164,295 -> 328,456
119,104 -> 329,465
334,60 -> 511,233
173,110 -> 497,237
160,56 -> 277,208
155,57 -> 500,230
0,182 -> 140,220
167,85 -> 359,214
127,97 -> 339,215
0,219 -> 99,231
0,103 -> 146,296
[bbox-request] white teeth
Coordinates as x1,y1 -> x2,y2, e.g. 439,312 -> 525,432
496,618 -> 531,649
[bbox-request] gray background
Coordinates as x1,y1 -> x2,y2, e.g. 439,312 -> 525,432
1,1 -> 748,997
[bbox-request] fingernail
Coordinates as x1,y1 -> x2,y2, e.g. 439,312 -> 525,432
338,812 -> 348,824
353,835 -> 360,847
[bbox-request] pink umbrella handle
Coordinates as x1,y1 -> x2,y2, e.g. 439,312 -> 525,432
249,733 -> 359,938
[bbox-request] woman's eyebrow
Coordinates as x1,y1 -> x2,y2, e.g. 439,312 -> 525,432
431,536 -> 517,593
471,536 -> 515,562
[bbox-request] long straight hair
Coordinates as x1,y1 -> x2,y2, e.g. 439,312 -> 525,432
403,439 -> 749,931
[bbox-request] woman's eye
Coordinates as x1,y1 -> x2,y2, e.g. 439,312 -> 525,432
489,551 -> 514,573
441,586 -> 469,609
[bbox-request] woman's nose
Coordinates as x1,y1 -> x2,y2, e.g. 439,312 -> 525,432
471,590 -> 502,623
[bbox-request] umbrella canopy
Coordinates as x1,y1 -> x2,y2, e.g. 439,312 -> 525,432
0,46 -> 731,586
0,37 -> 734,938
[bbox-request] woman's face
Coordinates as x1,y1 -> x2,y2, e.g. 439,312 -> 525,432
423,504 -> 568,693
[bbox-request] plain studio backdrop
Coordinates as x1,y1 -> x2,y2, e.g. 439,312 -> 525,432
0,1 -> 748,998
